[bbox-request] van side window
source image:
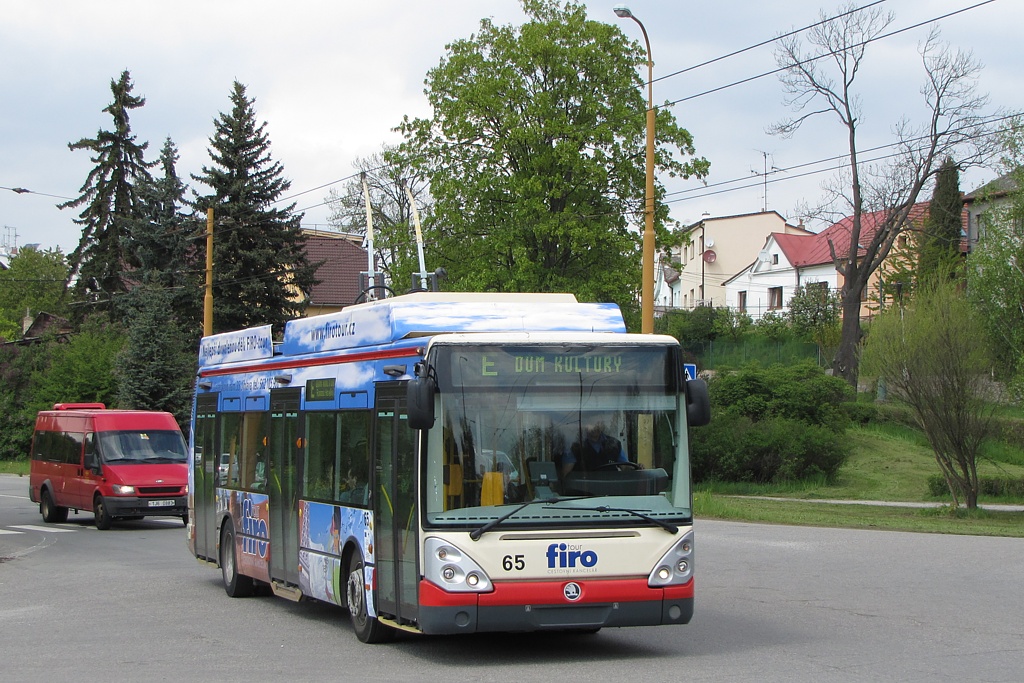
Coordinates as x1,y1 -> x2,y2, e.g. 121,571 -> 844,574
62,431 -> 84,465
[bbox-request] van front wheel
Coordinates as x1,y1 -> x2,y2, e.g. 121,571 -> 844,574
93,495 -> 112,530
40,490 -> 69,523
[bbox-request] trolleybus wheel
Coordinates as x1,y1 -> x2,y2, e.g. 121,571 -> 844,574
40,489 -> 69,523
220,524 -> 255,598
93,495 -> 112,530
346,554 -> 394,643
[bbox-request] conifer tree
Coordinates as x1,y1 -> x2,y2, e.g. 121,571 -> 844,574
919,157 -> 963,280
60,70 -> 153,316
192,81 -> 316,334
133,138 -> 203,338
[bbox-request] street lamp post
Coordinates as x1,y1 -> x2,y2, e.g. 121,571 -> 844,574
614,4 -> 656,334
204,208 -> 214,337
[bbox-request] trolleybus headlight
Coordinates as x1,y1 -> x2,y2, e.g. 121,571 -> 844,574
424,537 -> 493,593
648,530 -> 694,587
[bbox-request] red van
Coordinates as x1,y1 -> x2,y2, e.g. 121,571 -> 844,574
29,403 -> 189,530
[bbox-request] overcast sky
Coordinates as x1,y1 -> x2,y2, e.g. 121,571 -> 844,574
2,0 -> 1020,255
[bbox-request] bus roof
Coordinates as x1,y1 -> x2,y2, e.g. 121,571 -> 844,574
199,292 -> 627,368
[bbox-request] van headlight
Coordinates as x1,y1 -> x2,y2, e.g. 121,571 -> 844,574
111,485 -> 135,495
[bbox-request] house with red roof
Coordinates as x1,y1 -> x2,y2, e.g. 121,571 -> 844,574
655,210 -> 813,313
724,204 -> 932,320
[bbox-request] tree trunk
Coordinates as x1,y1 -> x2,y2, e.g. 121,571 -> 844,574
832,292 -> 863,389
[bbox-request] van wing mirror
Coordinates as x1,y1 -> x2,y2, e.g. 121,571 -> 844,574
686,378 -> 711,427
407,362 -> 437,430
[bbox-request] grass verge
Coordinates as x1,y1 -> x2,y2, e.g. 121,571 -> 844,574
693,490 -> 1024,538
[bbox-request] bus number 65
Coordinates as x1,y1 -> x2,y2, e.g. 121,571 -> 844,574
502,554 -> 525,571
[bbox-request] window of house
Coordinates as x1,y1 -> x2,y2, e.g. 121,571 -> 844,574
738,291 -> 747,313
768,286 -> 783,310
772,253 -> 779,265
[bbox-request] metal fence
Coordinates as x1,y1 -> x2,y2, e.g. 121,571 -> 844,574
683,339 -> 826,370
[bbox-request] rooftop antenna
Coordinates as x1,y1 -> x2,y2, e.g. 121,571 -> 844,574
751,150 -> 782,212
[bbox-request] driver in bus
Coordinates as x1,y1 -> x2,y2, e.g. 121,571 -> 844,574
561,414 -> 628,475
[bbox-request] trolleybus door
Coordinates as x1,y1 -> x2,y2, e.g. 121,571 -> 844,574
269,388 -> 302,586
194,393 -> 219,561
372,384 -> 418,626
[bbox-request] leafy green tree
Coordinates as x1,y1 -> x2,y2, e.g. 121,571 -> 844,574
28,316 -> 125,412
396,0 -> 708,314
966,119 -> 1024,393
0,246 -> 69,340
0,343 -> 48,460
753,311 -> 791,342
193,81 -> 317,334
713,308 -> 753,342
919,157 -> 963,279
861,274 -> 994,509
60,70 -> 154,315
788,283 -> 841,348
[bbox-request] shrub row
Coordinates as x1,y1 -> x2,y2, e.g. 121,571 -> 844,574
927,474 -> 1024,499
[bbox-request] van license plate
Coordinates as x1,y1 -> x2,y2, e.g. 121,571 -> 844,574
148,499 -> 174,507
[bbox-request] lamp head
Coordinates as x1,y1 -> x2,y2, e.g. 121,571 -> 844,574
613,4 -> 632,18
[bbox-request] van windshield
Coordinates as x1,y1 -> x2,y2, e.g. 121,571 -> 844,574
97,430 -> 188,464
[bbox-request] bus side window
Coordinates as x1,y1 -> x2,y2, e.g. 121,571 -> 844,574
338,411 -> 370,506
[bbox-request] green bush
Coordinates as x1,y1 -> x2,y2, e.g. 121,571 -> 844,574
843,401 -> 878,425
691,414 -> 850,484
710,361 -> 854,430
690,361 -> 854,484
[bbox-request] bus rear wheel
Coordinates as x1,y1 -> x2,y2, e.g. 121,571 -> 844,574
40,489 -> 69,523
346,554 -> 394,643
220,524 -> 255,598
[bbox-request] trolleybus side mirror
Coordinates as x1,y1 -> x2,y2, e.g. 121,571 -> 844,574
407,367 -> 436,430
686,378 -> 711,427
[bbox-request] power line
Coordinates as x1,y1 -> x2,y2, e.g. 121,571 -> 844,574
659,0 -> 998,109
652,0 -> 888,85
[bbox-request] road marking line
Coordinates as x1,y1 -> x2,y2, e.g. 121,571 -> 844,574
9,525 -> 77,533
0,529 -> 24,534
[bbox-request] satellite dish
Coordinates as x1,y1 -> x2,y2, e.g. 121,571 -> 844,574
757,249 -> 771,263
705,236 -> 714,248
702,249 -> 717,264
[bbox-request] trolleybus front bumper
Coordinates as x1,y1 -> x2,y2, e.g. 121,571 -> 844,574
416,578 -> 693,634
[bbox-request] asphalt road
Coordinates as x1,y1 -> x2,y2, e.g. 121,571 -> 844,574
2,473 -> 1022,682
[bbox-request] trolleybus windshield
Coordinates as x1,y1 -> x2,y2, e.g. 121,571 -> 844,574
423,343 -> 691,529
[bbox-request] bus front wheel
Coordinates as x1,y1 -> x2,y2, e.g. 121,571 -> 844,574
346,554 -> 394,643
220,524 -> 255,598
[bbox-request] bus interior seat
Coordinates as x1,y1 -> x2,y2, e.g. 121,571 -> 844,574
480,471 -> 504,506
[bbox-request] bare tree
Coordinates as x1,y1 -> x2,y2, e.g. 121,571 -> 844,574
772,4 -> 992,387
324,147 -> 434,293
